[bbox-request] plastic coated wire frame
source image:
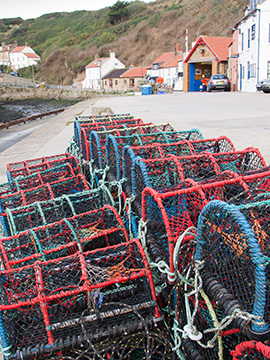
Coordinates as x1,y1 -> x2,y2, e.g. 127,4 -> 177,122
87,123 -> 176,167
83,123 -> 156,163
6,154 -> 80,181
231,340 -> 270,359
189,135 -> 235,154
0,239 -> 160,359
131,153 -> 222,202
0,204 -> 129,269
5,187 -> 115,235
207,147 -> 266,175
121,142 -> 195,185
0,163 -> 76,197
45,314 -> 175,360
104,130 -> 204,181
76,119 -> 145,154
141,174 -> 254,276
75,114 -> 133,123
195,200 -> 269,336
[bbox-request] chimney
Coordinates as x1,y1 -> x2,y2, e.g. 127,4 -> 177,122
95,53 -> 99,60
175,43 -> 180,54
25,42 -> 29,47
110,50 -> 115,58
14,40 -> 18,47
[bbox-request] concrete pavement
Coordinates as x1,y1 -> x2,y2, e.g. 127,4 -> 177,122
0,91 -> 269,184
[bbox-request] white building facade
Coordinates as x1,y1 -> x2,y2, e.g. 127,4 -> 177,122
83,51 -> 125,90
10,44 -> 40,70
237,0 -> 270,92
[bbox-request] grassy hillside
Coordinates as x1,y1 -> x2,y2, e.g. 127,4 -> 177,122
0,0 -> 248,84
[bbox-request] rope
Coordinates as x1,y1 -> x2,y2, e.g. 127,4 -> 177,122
123,194 -> 136,239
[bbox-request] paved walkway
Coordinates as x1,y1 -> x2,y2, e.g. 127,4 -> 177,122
0,92 -> 269,184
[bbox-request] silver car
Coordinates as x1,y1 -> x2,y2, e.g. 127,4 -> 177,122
207,74 -> 231,92
256,78 -> 270,93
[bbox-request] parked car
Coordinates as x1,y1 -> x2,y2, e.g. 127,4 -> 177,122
207,74 -> 231,92
256,78 -> 270,93
10,71 -> 20,77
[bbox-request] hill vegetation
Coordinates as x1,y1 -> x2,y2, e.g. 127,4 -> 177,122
0,0 -> 248,84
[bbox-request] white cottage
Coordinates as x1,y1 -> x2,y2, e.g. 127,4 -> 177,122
10,43 -> 40,70
237,0 -> 270,92
83,51 -> 125,90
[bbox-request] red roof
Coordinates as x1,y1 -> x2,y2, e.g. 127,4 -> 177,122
11,46 -> 28,53
86,58 -> 107,68
164,54 -> 183,68
121,66 -> 148,78
152,51 -> 175,66
184,36 -> 232,63
24,53 -> 40,59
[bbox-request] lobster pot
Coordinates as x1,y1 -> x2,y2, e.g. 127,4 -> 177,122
6,188 -> 114,235
122,142 -> 194,183
190,135 -> 235,153
212,147 -> 266,174
0,205 -> 128,269
105,131 -> 202,182
82,123 -> 154,163
0,240 -> 160,360
175,279 -> 239,360
231,340 -> 270,359
89,123 -> 175,168
242,170 -> 270,193
75,113 -> 133,123
195,200 -> 270,339
0,175 -> 89,236
6,153 -> 80,181
0,164 -> 76,197
76,118 -> 145,154
142,176 -> 250,273
132,154 -> 222,206
0,174 -> 89,212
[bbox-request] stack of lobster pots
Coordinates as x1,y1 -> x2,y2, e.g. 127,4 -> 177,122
0,112 -> 269,360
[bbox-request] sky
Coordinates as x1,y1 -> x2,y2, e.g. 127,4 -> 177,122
1,0 -> 155,20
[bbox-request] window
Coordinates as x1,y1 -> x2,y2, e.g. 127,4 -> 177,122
123,79 -> 127,84
129,79 -> 134,87
242,66 -> 245,79
267,61 -> 270,78
251,24 -> 255,40
247,61 -> 250,79
115,80 -> 118,85
250,63 -> 256,78
109,79 -> 113,87
152,64 -> 159,70
105,81 -> 107,86
241,32 -> 244,51
248,28 -> 250,48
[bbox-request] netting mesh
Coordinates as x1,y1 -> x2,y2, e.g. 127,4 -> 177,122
6,188 -> 114,235
195,200 -> 268,335
0,205 -> 128,269
6,154 -> 80,180
211,147 -> 266,174
0,164 -> 76,197
0,240 -> 159,359
190,135 -> 235,153
142,176 -> 251,273
132,154 -> 221,204
75,113 -> 133,123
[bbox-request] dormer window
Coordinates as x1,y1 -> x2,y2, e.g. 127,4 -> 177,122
153,64 -> 159,70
